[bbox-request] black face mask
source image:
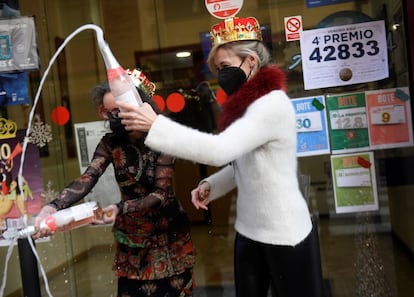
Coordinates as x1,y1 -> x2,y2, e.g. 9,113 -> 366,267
218,58 -> 247,96
108,112 -> 129,137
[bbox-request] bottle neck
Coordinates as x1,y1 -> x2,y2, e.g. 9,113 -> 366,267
107,67 -> 126,81
99,41 -> 120,70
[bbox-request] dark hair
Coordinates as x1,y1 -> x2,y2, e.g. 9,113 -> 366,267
89,82 -> 159,114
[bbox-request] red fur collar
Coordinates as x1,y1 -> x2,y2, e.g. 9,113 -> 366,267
218,65 -> 287,131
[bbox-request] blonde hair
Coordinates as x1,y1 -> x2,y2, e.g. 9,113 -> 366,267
207,40 -> 272,75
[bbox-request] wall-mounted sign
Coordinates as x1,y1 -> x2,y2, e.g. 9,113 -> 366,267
366,87 -> 413,149
292,95 -> 330,157
306,0 -> 354,8
0,16 -> 39,72
205,0 -> 243,19
300,20 -> 388,90
326,92 -> 370,154
284,15 -> 302,42
331,151 -> 378,214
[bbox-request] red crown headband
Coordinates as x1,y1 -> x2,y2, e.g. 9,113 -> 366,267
210,17 -> 263,46
126,69 -> 156,96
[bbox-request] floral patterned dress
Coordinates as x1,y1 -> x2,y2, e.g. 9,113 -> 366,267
48,133 -> 194,296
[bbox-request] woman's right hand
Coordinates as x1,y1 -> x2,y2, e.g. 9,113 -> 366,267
117,102 -> 158,132
32,205 -> 57,239
191,182 -> 211,210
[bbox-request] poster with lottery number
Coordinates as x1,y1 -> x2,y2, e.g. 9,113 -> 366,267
326,92 -> 370,154
300,20 -> 388,90
292,96 -> 330,157
366,87 -> 413,149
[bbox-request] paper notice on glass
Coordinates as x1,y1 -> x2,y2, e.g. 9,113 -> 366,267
331,152 -> 378,213
292,96 -> 330,157
335,167 -> 371,187
300,20 -> 388,90
326,92 -> 370,154
74,121 -> 120,207
366,87 -> 413,149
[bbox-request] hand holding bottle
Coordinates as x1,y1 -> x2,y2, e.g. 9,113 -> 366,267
117,101 -> 158,133
92,204 -> 118,225
33,205 -> 58,239
31,201 -> 102,239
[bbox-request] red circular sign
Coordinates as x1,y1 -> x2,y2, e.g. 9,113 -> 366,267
285,17 -> 301,33
205,0 -> 243,19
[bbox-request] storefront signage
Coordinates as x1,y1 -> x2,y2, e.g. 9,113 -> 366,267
0,16 -> 39,72
0,130 -> 43,246
300,20 -> 388,90
292,95 -> 330,157
331,151 -> 378,214
326,92 -> 370,154
365,87 -> 413,149
205,0 -> 243,19
306,0 -> 354,8
284,16 -> 302,42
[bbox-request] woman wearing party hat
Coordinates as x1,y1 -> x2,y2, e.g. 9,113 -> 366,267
118,17 -> 320,297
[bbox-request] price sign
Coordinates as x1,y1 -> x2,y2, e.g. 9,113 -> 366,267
300,20 -> 388,90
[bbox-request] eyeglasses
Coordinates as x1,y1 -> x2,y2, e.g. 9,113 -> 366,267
101,108 -> 120,119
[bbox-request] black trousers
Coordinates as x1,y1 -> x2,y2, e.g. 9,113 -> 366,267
234,223 -> 324,297
117,268 -> 193,297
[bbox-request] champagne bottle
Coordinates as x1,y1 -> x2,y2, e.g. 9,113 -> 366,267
18,201 -> 103,238
39,201 -> 103,233
99,41 -> 143,106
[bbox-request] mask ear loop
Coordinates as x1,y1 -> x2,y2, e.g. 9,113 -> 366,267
246,56 -> 255,80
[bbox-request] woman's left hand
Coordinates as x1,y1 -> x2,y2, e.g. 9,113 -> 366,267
92,204 -> 118,225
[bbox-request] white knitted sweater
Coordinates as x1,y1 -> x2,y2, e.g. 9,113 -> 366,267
145,90 -> 312,246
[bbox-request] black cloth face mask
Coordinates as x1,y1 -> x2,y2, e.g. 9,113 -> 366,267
218,58 -> 247,96
107,110 -> 130,137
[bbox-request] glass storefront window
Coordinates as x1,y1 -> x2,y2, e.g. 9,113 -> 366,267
0,0 -> 413,296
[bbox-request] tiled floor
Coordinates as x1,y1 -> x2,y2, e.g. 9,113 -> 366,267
34,215 -> 414,297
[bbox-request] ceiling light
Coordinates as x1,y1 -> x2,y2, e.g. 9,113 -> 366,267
176,51 -> 191,58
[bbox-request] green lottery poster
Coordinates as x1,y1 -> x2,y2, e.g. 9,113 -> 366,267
365,87 -> 413,149
331,152 -> 378,214
326,92 -> 369,154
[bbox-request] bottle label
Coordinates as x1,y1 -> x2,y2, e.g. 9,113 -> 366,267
116,89 -> 140,106
70,203 -> 95,221
107,67 -> 126,81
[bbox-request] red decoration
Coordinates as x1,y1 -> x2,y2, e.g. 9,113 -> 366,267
166,92 -> 185,112
51,106 -> 70,125
357,157 -> 371,168
216,88 -> 228,105
152,95 -> 165,112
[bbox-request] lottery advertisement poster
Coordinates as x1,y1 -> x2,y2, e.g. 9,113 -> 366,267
300,20 -> 388,90
366,87 -> 413,149
331,151 -> 378,214
292,96 -> 330,157
0,130 -> 43,245
326,92 -> 369,154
